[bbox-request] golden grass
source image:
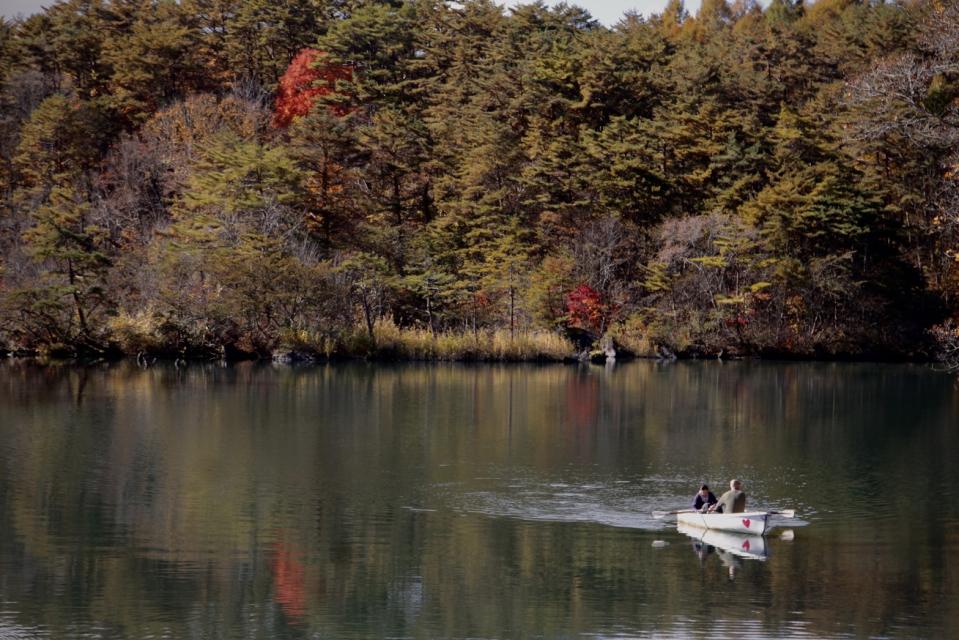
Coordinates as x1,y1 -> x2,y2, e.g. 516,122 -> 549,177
279,328 -> 339,358
107,310 -> 165,354
107,313 -> 575,362
607,319 -> 655,357
368,318 -> 574,361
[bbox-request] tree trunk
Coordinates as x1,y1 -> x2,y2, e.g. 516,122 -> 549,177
427,293 -> 435,338
67,258 -> 90,337
509,285 -> 515,340
360,292 -> 375,340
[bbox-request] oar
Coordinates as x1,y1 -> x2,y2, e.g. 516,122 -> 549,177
652,509 -> 696,519
769,509 -> 796,518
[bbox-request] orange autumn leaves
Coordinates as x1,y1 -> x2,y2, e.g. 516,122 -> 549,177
273,49 -> 353,128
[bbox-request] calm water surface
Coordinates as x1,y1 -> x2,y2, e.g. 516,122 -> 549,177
0,360 -> 957,639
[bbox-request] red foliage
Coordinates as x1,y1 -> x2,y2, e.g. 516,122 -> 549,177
565,376 -> 599,429
565,284 -> 608,334
273,48 -> 353,128
272,539 -> 306,619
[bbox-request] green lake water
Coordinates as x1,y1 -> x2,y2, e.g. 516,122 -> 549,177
0,359 -> 957,639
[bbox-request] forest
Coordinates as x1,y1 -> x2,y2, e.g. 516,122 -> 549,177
0,0 -> 958,363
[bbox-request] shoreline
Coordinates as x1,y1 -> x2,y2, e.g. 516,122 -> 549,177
0,347 -> 938,368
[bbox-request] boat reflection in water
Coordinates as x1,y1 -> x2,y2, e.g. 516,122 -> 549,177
678,522 -> 768,580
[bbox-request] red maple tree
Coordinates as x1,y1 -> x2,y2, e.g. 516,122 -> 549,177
565,284 -> 610,334
273,48 -> 353,128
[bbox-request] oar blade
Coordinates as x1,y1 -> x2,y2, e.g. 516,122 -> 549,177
653,509 -> 695,519
771,509 -> 795,518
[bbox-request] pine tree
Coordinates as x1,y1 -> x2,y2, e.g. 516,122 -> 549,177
46,0 -> 112,99
744,105 -> 880,257
334,250 -> 392,340
225,0 -> 328,91
180,0 -> 240,87
526,252 -> 576,330
401,238 -> 457,336
575,20 -> 670,126
19,182 -> 112,348
103,0 -> 205,125
419,0 -> 505,197
174,132 -> 308,244
477,215 -> 534,337
656,0 -> 689,41
305,1 -> 443,278
764,0 -> 804,26
582,116 -> 671,224
13,94 -> 110,195
0,18 -> 18,83
520,127 -> 593,244
286,107 -> 359,250
7,13 -> 59,79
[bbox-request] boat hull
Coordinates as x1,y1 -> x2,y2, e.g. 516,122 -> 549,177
677,522 -> 769,560
676,510 -> 770,535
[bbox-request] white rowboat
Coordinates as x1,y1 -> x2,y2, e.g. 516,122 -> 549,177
676,510 -> 770,535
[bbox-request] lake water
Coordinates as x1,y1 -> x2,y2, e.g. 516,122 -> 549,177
0,360 -> 956,639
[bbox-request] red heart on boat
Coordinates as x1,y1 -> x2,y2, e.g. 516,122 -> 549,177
742,518 -> 751,528
742,539 -> 751,551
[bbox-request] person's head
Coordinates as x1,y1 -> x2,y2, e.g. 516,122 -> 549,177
699,484 -> 710,496
730,479 -> 742,490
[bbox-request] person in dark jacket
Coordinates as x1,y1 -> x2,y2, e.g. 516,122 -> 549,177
692,484 -> 717,512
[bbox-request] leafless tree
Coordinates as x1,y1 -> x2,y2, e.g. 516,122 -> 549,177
573,215 -> 631,296
931,321 -> 959,372
843,2 -> 959,299
95,134 -> 170,242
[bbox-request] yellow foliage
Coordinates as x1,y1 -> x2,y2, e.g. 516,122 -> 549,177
107,311 -> 164,353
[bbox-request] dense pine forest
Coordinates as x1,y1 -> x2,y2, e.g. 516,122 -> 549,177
0,0 -> 957,363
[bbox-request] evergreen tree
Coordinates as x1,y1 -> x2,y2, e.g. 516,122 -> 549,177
17,182 -> 112,349
286,107 -> 359,250
174,132 -> 308,244
577,20 -> 670,125
313,1 -> 439,274
582,116 -> 671,224
0,19 -> 18,83
483,215 -> 534,336
13,94 -> 110,195
7,13 -> 59,79
46,0 -> 112,99
225,0 -> 329,90
103,0 -> 205,125
335,250 -> 392,339
744,106 -> 880,257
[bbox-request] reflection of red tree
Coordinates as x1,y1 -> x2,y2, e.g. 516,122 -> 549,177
272,538 -> 306,620
566,375 -> 599,430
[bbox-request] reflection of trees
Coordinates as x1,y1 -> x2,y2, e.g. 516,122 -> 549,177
0,360 -> 956,637
273,535 -> 307,621
565,370 -> 600,430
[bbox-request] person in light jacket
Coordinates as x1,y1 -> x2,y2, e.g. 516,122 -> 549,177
709,479 -> 746,514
